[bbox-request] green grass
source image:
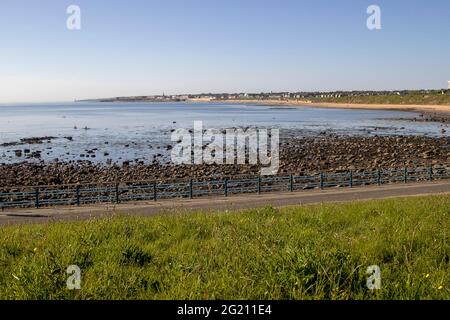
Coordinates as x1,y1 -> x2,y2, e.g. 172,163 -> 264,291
0,195 -> 448,300
310,92 -> 450,105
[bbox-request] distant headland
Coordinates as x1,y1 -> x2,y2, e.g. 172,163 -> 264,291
80,89 -> 450,105
78,89 -> 450,116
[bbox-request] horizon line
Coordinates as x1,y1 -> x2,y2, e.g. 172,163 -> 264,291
1,87 -> 449,105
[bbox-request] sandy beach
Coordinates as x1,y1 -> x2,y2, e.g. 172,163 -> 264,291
224,99 -> 450,115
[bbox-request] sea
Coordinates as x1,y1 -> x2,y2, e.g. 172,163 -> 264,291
0,101 -> 448,165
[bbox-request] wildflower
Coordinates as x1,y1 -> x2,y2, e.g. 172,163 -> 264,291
425,273 -> 430,278
438,285 -> 443,290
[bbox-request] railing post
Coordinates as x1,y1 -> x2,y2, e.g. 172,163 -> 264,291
377,169 -> 381,186
289,174 -> 293,192
349,170 -> 353,188
153,182 -> 157,202
115,183 -> 120,204
76,185 -> 80,206
35,188 -> 40,209
189,179 -> 193,199
224,178 -> 228,197
428,166 -> 433,182
320,172 -> 324,190
257,176 -> 261,194
404,167 -> 408,183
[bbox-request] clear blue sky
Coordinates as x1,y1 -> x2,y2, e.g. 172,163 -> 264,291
0,0 -> 449,102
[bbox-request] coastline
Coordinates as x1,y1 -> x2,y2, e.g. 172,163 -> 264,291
220,99 -> 450,114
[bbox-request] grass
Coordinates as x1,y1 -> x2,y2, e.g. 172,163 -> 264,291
310,92 -> 450,105
0,195 -> 448,300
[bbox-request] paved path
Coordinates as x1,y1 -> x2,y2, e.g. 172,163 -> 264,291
1,181 -> 450,226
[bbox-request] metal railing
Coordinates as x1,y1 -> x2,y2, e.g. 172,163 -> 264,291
1,165 -> 449,209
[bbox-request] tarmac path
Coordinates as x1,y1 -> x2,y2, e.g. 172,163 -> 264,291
1,180 -> 449,226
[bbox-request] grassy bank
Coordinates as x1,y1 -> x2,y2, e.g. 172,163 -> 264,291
0,195 -> 448,300
310,92 -> 450,105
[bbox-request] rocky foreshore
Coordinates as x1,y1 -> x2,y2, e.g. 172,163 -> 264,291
1,135 -> 449,188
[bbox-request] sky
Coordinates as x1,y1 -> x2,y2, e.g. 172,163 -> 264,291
0,0 -> 449,103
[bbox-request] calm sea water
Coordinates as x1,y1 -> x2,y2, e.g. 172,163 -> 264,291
0,102 -> 448,164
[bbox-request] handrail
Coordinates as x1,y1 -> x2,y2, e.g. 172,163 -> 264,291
0,164 -> 449,209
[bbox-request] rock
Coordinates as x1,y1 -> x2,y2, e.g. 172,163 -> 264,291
30,151 -> 41,159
